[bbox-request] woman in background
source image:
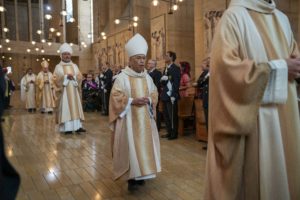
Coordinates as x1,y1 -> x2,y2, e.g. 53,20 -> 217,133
179,61 -> 191,97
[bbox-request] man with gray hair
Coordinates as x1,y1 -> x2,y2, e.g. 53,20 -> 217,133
53,43 -> 86,134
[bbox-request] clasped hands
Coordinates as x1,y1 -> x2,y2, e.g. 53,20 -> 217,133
67,74 -> 74,80
286,54 -> 300,80
131,97 -> 150,107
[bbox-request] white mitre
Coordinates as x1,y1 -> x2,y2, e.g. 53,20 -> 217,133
59,43 -> 73,54
125,33 -> 148,57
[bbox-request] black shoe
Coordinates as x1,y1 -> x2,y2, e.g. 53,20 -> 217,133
76,128 -> 86,133
41,111 -> 45,114
136,180 -> 145,186
28,109 -> 32,113
161,134 -> 170,138
65,131 -> 73,135
48,111 -> 53,114
168,135 -> 178,140
128,179 -> 138,192
1,118 -> 4,122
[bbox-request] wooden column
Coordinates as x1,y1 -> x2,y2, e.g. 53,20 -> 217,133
28,0 -> 33,42
0,0 -> 5,39
62,0 -> 66,43
14,0 -> 19,41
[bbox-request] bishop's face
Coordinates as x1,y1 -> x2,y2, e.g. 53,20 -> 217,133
43,67 -> 48,73
129,54 -> 146,73
61,52 -> 71,63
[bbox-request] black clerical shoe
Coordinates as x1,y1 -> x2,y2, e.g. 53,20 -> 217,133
136,180 -> 145,186
64,131 -> 73,135
161,134 -> 170,138
168,135 -> 178,140
127,179 -> 138,192
76,128 -> 86,133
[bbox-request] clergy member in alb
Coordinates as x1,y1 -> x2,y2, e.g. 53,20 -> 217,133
36,60 -> 56,114
204,0 -> 300,200
53,43 -> 86,134
21,68 -> 36,113
109,33 -> 161,191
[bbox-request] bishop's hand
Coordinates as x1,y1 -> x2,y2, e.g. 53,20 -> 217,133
286,55 -> 300,81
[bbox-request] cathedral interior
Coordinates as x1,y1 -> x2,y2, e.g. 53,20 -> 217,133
1,0 -> 300,199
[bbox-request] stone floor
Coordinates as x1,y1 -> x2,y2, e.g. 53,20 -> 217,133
2,93 -> 207,200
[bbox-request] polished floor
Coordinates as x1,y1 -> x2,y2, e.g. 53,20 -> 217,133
2,93 -> 207,200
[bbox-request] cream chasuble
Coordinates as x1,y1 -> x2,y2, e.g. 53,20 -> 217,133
109,67 -> 161,180
53,61 -> 85,132
204,0 -> 300,200
21,73 -> 36,109
36,71 -> 56,112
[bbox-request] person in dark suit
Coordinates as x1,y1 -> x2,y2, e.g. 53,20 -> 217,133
99,62 -> 113,115
0,66 -> 6,116
3,71 -> 15,109
147,59 -> 162,130
0,65 -> 20,200
197,57 -> 210,131
160,51 -> 181,140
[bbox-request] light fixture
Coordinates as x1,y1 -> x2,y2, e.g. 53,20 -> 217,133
87,33 -> 92,39
31,41 -> 36,45
45,14 -> 52,20
46,5 -> 51,11
69,43 -> 73,46
3,27 -> 9,32
83,44 -> 87,48
36,58 -> 39,62
102,35 -> 107,40
133,16 -> 139,22
35,47 -> 39,51
152,0 -> 183,14
114,0 -> 139,30
69,17 -> 75,23
81,41 -> 85,45
57,50 -> 60,53
47,42 -> 52,46
7,47 -> 11,51
41,46 -> 45,53
0,45 -> 2,48
61,10 -> 67,16
56,32 -> 61,37
37,30 -> 42,34
47,59 -> 50,61
101,32 -> 106,36
41,39 -> 46,43
172,4 -> 178,11
5,39 -> 10,43
42,57 -> 45,60
8,57 -> 12,60
2,56 -> 5,59
27,49 -> 31,53
49,28 -> 55,32
0,6 -> 5,12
